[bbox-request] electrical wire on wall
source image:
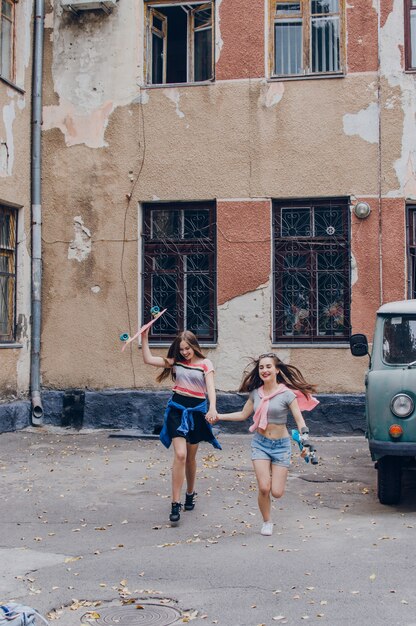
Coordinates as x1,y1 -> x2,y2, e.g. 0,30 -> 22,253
119,86 -> 147,388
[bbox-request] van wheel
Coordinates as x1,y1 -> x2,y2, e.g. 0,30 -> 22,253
377,456 -> 402,505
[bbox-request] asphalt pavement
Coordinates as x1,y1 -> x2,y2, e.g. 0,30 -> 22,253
1,427 -> 416,626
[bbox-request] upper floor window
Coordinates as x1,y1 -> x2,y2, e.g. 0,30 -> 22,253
0,0 -> 15,82
0,204 -> 17,342
405,0 -> 416,70
142,201 -> 217,342
273,198 -> 350,343
145,1 -> 214,85
271,1 -> 344,78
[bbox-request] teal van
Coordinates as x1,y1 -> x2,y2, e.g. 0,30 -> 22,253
350,300 -> 416,504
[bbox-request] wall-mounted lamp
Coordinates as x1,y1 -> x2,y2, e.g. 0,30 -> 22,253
353,201 -> 371,219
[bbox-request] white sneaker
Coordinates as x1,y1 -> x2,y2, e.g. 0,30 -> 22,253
261,521 -> 273,536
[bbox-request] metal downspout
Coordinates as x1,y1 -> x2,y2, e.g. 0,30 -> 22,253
31,0 -> 45,425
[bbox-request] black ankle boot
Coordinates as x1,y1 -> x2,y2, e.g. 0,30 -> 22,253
169,501 -> 182,523
184,492 -> 197,511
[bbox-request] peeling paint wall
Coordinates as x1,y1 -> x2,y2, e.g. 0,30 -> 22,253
0,0 -> 33,400
43,1 -> 142,147
36,0 -> 416,398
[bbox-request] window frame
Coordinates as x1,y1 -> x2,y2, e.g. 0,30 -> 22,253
272,197 -> 351,344
144,0 -> 215,86
0,0 -> 15,84
142,201 -> 217,343
407,205 -> 416,297
405,0 -> 416,71
269,0 -> 346,79
0,203 -> 17,343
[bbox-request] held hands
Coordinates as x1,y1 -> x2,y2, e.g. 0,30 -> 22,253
206,411 -> 219,424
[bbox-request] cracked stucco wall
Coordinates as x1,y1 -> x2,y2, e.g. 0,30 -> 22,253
43,1 -> 143,148
37,1 -> 414,395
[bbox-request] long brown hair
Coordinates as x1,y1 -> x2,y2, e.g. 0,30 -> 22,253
156,331 -> 206,383
239,353 -> 316,397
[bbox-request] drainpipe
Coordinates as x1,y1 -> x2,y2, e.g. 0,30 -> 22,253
30,0 -> 45,425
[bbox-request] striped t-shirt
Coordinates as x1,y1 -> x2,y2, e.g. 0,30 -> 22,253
172,359 -> 214,399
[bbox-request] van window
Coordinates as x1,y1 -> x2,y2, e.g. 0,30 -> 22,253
383,316 -> 416,364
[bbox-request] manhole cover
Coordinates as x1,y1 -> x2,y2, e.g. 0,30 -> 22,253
81,603 -> 182,625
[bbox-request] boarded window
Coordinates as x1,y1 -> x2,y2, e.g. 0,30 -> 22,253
0,204 -> 17,342
142,201 -> 217,342
273,197 -> 350,342
145,1 -> 214,85
0,0 -> 15,82
271,0 -> 344,77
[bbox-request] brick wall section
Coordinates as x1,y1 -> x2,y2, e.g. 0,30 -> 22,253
216,0 -> 386,79
216,0 -> 265,80
351,197 -> 407,339
217,200 -> 271,305
351,198 -> 381,339
381,197 -> 407,303
381,0 -> 395,29
347,0 -> 378,73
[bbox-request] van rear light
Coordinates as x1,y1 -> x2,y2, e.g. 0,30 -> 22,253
389,424 -> 403,438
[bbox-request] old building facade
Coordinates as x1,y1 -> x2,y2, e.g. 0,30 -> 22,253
2,1 -> 416,429
0,1 -> 34,404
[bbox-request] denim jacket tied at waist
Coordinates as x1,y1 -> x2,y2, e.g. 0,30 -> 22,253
159,397 -> 222,450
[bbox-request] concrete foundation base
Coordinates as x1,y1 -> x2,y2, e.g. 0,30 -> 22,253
0,390 -> 365,435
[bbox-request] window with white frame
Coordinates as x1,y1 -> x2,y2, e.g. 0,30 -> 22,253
0,0 -> 15,82
270,1 -> 345,78
0,204 -> 17,342
145,1 -> 214,85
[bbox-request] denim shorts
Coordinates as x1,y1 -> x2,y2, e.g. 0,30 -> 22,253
251,432 -> 292,467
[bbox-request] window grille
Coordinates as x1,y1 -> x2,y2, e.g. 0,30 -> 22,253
142,201 -> 217,342
273,197 -> 350,342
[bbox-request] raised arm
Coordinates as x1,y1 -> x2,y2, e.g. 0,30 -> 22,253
141,328 -> 172,368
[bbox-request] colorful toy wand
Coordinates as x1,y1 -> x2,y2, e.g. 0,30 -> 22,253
120,307 -> 167,351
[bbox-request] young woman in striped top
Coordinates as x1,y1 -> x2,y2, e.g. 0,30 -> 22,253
141,328 -> 220,524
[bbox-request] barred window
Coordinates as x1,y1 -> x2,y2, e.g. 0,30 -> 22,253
273,197 -> 350,342
0,204 -> 17,342
142,202 -> 216,342
271,0 -> 345,78
0,0 -> 15,82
